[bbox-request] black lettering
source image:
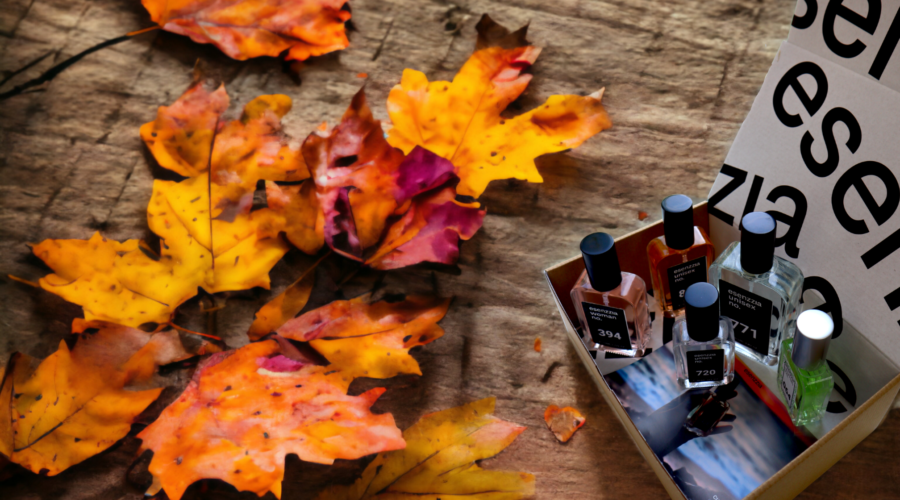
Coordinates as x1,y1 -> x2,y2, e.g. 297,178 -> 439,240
832,161 -> 900,234
822,0 -> 882,58
870,6 -> 900,79
739,175 -> 766,228
800,107 -> 862,177
826,360 -> 856,413
885,286 -> 900,310
862,226 -> 900,268
708,164 -> 747,226
773,62 -> 829,128
793,0 -> 819,29
766,186 -> 808,258
802,276 -> 844,339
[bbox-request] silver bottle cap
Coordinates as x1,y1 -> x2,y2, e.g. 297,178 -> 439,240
791,310 -> 834,370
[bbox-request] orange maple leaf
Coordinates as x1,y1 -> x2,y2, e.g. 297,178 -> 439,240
275,293 -> 450,379
137,340 -> 406,500
386,15 -> 612,198
0,321 -> 190,475
317,397 -> 534,500
543,404 -> 586,443
141,0 -> 351,61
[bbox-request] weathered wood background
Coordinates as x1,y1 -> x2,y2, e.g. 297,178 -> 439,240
1,0 -> 899,498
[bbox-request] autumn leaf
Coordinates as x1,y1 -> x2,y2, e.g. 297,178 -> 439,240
317,397 -> 534,500
137,340 -> 406,500
297,89 -> 485,268
386,15 -> 612,198
266,180 -> 324,255
148,173 -> 289,294
31,232 -> 200,327
0,321 -> 190,475
141,81 -> 309,189
247,253 -> 325,340
543,405 -> 585,443
276,293 -> 449,379
141,0 -> 351,61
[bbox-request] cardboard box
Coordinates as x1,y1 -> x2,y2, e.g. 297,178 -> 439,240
545,1 -> 900,498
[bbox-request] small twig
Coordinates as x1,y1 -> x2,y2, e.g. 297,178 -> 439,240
167,322 -> 222,341
0,50 -> 53,88
0,26 -> 159,101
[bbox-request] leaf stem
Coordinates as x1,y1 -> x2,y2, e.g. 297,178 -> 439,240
167,322 -> 222,341
0,26 -> 160,101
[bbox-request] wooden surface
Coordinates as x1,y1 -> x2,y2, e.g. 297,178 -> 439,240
1,0 -> 899,498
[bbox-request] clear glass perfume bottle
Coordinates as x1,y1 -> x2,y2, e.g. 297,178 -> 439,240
673,283 -> 735,389
708,212 -> 804,365
571,233 -> 652,357
777,310 -> 835,426
647,195 -> 716,314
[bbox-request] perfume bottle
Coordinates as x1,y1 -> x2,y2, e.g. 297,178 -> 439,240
777,310 -> 835,426
708,212 -> 803,365
647,195 -> 716,313
673,283 -> 735,389
570,233 -> 652,357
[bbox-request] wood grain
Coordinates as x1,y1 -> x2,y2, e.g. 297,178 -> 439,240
1,0 -> 898,498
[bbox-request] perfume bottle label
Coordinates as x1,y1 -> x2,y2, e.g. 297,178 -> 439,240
581,302 -> 632,350
719,280 -> 773,356
780,356 -> 798,407
666,256 -> 708,310
686,349 -> 725,383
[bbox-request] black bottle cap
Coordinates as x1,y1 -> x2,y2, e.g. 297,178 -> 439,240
580,233 -> 622,292
740,212 -> 776,274
684,282 -> 720,342
661,194 -> 695,250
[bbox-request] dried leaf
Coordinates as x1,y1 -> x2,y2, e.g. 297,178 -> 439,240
543,405 -> 585,443
247,257 -> 320,340
277,294 -> 450,379
141,82 -> 309,187
300,90 -> 485,268
0,322 -> 188,475
317,397 -> 534,500
137,340 -> 406,500
533,338 -> 541,352
386,20 -> 611,198
266,180 -> 325,254
141,0 -> 351,61
31,233 -> 200,327
147,173 -> 289,293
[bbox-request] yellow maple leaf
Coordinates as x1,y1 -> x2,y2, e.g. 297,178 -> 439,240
0,322 -> 190,475
386,31 -> 611,198
147,173 -> 289,293
317,397 -> 534,500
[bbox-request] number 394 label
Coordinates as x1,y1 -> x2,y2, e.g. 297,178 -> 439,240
686,350 -> 724,383
581,302 -> 633,350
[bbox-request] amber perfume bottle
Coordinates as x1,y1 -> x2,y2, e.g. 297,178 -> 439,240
571,233 -> 652,357
647,195 -> 716,314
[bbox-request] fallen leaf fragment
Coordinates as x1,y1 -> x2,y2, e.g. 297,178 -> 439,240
141,0 -> 351,61
247,255 -> 323,340
141,82 -> 309,187
277,293 -> 450,379
0,322 -> 189,475
299,89 -> 485,267
265,180 -> 325,254
543,405 -> 586,443
534,337 -> 542,352
317,397 -> 534,500
386,15 -> 612,198
137,340 -> 405,500
31,232 -> 200,327
638,211 -> 649,221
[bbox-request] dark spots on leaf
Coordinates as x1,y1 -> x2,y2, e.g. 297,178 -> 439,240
234,469 -> 241,474
234,256 -> 240,266
254,411 -> 261,415
74,438 -> 81,442
176,456 -> 183,465
190,196 -> 201,203
490,151 -> 497,157
294,384 -> 302,388
272,392 -> 282,397
193,218 -> 197,222
151,132 -> 157,137
14,393 -> 21,399
500,120 -> 506,125
224,385 -> 232,391
35,394 -> 42,401
403,335 -> 412,343
53,454 -> 57,462
263,432 -> 269,439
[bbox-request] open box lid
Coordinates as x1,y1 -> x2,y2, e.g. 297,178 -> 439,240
706,0 -> 900,365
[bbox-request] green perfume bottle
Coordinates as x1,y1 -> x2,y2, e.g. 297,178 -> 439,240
777,310 -> 835,426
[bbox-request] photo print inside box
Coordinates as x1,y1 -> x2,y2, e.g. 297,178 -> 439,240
605,345 -> 815,500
